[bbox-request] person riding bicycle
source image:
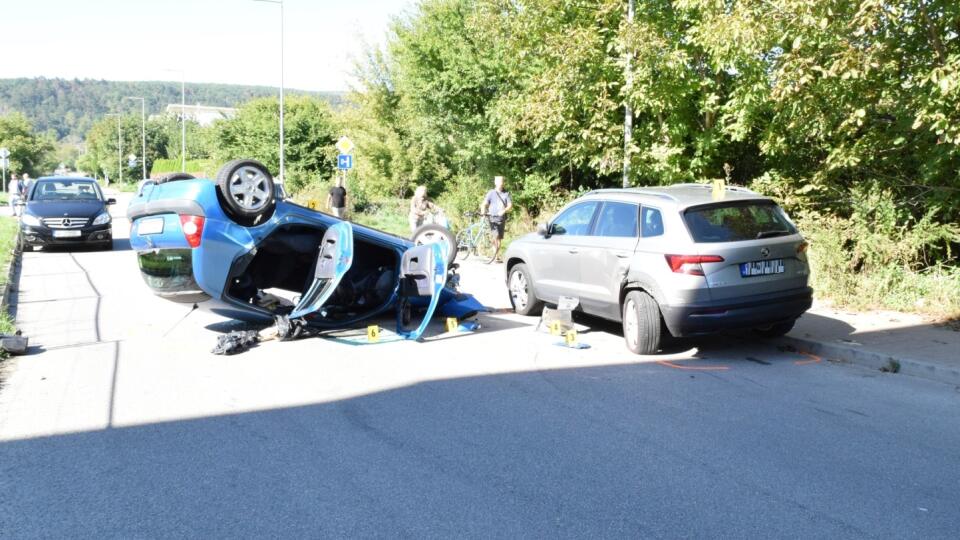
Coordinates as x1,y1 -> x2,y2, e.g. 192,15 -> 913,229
480,175 -> 512,263
409,185 -> 440,233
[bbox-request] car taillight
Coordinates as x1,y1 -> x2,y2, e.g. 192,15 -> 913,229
179,215 -> 205,248
797,241 -> 809,254
664,254 -> 724,276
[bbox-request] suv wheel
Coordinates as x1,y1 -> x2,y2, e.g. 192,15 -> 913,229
508,263 -> 543,316
623,290 -> 662,355
753,320 -> 795,338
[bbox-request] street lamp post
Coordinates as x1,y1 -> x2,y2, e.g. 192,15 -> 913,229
124,97 -> 147,181
253,0 -> 285,184
163,68 -> 187,172
106,113 -> 122,183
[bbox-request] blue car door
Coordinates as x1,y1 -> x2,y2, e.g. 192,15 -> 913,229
288,222 -> 354,319
396,242 -> 448,340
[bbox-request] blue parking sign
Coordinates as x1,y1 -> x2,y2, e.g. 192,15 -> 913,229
337,154 -> 353,170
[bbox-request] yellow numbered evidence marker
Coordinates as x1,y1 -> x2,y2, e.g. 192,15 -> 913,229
564,329 -> 578,347
307,199 -> 319,210
367,325 -> 380,342
712,178 -> 726,201
549,320 -> 563,336
446,317 -> 459,333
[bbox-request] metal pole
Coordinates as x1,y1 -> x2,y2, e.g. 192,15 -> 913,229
279,0 -> 285,185
622,0 -> 635,188
140,99 -> 147,180
181,74 -> 186,172
253,0 -> 285,184
117,114 -> 123,184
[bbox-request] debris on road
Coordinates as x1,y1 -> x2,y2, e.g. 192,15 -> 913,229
212,331 -> 260,355
0,332 -> 29,355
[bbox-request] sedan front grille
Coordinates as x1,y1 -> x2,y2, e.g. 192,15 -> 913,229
42,217 -> 88,229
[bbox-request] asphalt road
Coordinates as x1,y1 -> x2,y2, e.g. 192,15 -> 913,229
1,193 -> 958,538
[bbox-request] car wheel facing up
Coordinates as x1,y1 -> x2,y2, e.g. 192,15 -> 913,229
623,290 -> 662,355
216,159 -> 276,225
508,263 -> 543,316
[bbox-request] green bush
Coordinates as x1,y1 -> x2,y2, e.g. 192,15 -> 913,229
799,186 -> 960,317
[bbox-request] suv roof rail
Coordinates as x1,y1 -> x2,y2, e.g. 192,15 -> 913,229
584,188 -> 679,202
671,182 -> 758,194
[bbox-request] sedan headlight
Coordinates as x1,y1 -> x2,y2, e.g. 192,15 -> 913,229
92,212 -> 112,226
21,214 -> 41,227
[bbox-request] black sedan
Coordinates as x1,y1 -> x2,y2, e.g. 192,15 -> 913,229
18,177 -> 115,251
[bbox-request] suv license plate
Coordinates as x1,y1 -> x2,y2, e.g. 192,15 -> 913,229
138,217 -> 164,235
52,230 -> 82,238
740,259 -> 784,277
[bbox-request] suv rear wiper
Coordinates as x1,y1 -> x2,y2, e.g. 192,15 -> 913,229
756,230 -> 789,239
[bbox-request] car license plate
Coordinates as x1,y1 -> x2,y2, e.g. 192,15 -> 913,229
138,217 -> 164,235
52,230 -> 82,238
740,259 -> 784,277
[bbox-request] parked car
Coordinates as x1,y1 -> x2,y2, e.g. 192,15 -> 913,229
503,184 -> 812,354
127,160 -> 483,340
17,176 -> 115,251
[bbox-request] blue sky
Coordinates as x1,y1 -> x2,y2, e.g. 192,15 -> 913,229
0,0 -> 416,91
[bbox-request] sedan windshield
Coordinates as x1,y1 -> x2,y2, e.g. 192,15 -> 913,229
31,181 -> 103,202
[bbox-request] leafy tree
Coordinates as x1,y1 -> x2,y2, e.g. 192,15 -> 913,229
81,115 -> 171,182
0,113 -> 54,177
214,96 -> 339,192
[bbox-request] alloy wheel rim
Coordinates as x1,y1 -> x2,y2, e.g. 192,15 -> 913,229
509,270 -> 528,310
228,166 -> 271,211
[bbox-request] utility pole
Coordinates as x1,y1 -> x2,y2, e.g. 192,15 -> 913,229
622,0 -> 635,188
253,0 -> 285,184
107,113 -> 122,183
125,97 -> 147,180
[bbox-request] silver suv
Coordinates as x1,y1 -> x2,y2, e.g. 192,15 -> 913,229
503,184 -> 812,354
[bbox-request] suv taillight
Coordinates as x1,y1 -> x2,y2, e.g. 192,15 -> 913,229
179,215 -> 205,248
665,254 -> 724,276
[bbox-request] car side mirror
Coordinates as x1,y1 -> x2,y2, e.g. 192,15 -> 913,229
106,198 -> 117,205
537,222 -> 550,237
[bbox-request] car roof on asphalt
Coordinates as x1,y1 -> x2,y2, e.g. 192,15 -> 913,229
582,184 -> 771,209
37,176 -> 97,182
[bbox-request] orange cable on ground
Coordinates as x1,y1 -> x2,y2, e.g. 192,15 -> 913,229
656,360 -> 729,371
794,352 -> 822,365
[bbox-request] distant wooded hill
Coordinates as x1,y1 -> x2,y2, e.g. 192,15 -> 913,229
0,78 -> 344,142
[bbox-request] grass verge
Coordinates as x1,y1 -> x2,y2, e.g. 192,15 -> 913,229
0,216 -> 17,347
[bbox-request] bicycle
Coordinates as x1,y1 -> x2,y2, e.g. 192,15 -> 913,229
455,212 -> 497,263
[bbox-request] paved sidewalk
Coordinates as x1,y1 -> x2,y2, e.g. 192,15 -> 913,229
784,301 -> 960,386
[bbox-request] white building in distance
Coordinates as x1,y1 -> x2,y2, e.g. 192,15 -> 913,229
163,104 -> 237,126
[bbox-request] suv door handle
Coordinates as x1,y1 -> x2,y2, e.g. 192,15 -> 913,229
616,253 -> 630,259
568,248 -> 579,254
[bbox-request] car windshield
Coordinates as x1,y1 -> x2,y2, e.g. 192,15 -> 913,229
683,200 -> 797,242
31,181 -> 103,202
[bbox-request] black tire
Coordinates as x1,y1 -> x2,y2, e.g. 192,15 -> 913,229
412,224 -> 457,266
215,159 -> 276,225
507,263 -> 543,316
156,172 -> 196,184
622,290 -> 663,355
753,320 -> 796,338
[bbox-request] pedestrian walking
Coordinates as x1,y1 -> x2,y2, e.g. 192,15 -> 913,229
19,173 -> 32,199
480,175 -> 512,263
8,174 -> 22,216
327,176 -> 348,219
409,185 -> 439,233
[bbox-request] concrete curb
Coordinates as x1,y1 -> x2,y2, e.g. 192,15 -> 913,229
1,235 -> 20,315
780,335 -> 960,387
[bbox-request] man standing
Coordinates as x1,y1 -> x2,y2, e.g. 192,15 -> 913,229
19,173 -> 32,199
480,175 -> 512,263
8,174 -> 21,216
409,185 -> 439,233
326,176 -> 348,219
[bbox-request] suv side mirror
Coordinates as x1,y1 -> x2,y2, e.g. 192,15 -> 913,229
106,198 -> 117,205
537,222 -> 550,237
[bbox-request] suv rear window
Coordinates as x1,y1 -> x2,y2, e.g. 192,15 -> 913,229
683,201 -> 796,242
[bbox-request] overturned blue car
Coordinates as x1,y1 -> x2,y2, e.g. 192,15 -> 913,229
127,159 -> 482,340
